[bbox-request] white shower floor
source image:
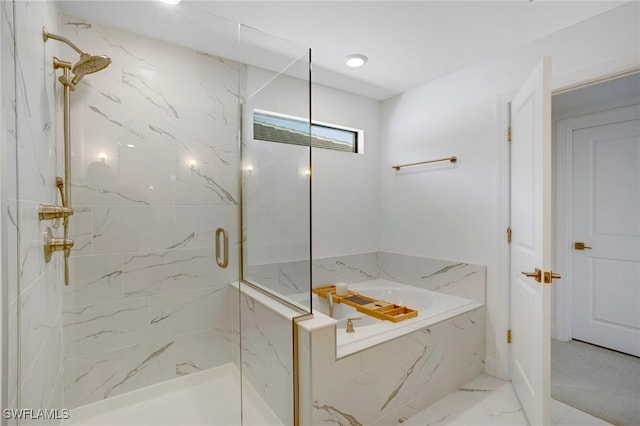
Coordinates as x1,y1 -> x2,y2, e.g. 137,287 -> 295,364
63,363 -> 281,426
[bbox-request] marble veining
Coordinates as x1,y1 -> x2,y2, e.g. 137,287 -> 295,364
103,341 -> 174,398
313,402 -> 363,426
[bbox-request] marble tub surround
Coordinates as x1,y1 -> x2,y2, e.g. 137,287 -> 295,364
312,280 -> 483,358
313,252 -> 486,304
59,16 -> 240,408
249,251 -> 485,304
297,306 -> 486,426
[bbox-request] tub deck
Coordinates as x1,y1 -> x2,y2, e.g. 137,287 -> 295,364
312,279 -> 484,358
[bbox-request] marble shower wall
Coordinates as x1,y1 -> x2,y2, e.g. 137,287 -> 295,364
2,0 -> 66,421
60,16 -> 240,408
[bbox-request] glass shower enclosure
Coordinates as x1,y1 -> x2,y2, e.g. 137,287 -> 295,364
1,1 -> 311,425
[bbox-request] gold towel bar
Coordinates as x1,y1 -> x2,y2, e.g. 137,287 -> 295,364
392,156 -> 457,171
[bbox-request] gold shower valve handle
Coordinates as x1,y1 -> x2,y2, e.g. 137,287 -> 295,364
346,317 -> 362,333
43,227 -> 74,263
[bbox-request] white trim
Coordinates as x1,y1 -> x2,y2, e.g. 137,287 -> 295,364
553,104 -> 640,342
494,91 -> 516,381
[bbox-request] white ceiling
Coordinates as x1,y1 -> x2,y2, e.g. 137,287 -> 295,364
60,1 -> 629,100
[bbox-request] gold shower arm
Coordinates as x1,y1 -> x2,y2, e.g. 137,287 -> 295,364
43,27 -> 87,56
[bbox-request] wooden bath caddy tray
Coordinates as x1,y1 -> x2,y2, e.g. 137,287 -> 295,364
313,285 -> 418,322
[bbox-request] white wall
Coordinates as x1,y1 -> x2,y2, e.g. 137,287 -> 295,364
379,2 -> 639,379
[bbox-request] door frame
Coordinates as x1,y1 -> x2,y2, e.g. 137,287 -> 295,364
554,102 -> 640,342
495,65 -> 640,381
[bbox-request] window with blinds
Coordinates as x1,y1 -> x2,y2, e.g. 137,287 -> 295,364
253,110 -> 359,153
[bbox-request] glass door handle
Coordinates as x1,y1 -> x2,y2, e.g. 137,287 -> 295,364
215,227 -> 229,268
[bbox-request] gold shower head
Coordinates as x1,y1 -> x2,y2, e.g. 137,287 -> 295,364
43,27 -> 112,87
71,53 -> 112,85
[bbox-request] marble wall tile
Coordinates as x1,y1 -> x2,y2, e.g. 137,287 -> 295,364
6,199 -> 18,303
7,298 -> 18,411
58,13 -> 241,405
65,254 -> 123,308
91,205 -> 218,254
67,206 -> 93,256
297,325 -> 313,426
245,259 -> 311,297
312,251 -> 486,304
17,200 -> 48,293
63,298 -> 149,358
123,248 -> 216,298
20,315 -> 63,412
312,252 -> 380,285
63,338 -> 175,408
1,0 -> 17,198
416,261 -> 486,303
149,287 -> 227,339
240,290 -> 294,426
7,1 -> 65,420
20,263 -> 62,381
174,328 -> 231,376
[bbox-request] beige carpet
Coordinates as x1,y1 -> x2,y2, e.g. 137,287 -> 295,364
551,339 -> 640,426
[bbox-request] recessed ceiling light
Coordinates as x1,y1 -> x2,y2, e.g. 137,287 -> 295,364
160,0 -> 181,5
345,54 -> 368,68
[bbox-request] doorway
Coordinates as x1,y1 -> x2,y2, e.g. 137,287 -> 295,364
551,72 -> 640,425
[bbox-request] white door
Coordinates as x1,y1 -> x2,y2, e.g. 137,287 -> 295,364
510,57 -> 553,426
569,105 -> 640,356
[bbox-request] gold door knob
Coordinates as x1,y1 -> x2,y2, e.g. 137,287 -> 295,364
544,271 -> 562,284
574,242 -> 592,250
521,268 -> 542,283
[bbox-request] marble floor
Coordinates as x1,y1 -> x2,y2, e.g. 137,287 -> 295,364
404,374 -> 613,426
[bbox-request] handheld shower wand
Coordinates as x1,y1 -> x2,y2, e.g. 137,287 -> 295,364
41,27 -> 112,285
